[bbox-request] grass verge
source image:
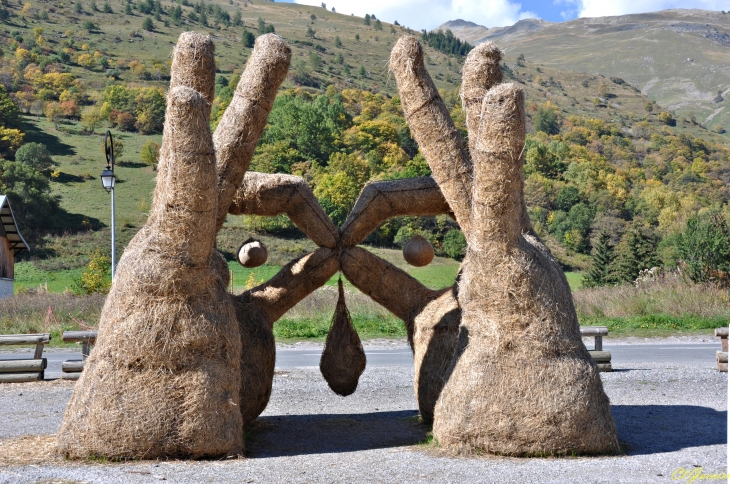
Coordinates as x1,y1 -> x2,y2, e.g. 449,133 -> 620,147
1,275 -> 725,345
579,315 -> 727,336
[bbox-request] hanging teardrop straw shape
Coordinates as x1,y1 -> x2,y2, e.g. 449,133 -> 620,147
319,277 -> 367,396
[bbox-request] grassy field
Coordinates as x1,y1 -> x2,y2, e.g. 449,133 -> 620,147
16,246 -> 587,294
22,115 -> 161,231
573,276 -> 730,336
8,258 -> 724,346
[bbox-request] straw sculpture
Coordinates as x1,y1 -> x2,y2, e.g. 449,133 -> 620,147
338,37 -> 619,456
403,235 -> 434,267
319,278 -> 367,396
57,32 -> 343,460
58,34 -> 242,458
295,32 -> 610,455
57,29 -> 618,459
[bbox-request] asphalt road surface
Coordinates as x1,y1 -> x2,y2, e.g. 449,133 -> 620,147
0,344 -> 719,379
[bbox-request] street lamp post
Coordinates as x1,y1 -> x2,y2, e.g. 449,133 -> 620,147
101,131 -> 117,281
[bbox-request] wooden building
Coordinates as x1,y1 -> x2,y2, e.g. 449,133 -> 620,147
0,196 -> 29,298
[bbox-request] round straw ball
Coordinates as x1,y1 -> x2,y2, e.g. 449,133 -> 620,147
238,240 -> 268,268
403,235 -> 434,267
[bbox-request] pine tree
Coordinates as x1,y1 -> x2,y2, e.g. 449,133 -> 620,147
142,16 -> 155,31
583,231 -> 615,287
611,227 -> 660,283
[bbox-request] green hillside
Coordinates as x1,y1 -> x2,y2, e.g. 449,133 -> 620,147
442,9 -> 730,135
0,0 -> 727,293
0,0 -> 459,93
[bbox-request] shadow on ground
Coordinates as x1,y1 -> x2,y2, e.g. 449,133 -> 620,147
20,119 -> 76,157
613,405 -> 726,455
246,410 -> 427,458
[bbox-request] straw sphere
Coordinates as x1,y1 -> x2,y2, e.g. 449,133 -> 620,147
238,240 -> 268,268
403,235 -> 434,267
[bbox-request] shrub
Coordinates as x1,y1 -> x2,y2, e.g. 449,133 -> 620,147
678,212 -> 730,285
140,139 -> 160,169
142,17 -> 154,31
533,104 -> 560,135
442,229 -> 467,260
117,112 -> 136,132
15,142 -> 54,173
657,111 -> 676,126
75,250 -> 111,295
243,29 -> 255,48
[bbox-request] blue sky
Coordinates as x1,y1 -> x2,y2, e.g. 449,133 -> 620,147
280,0 -> 730,30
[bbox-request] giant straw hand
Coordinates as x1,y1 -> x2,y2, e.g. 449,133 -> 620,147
58,33 -> 339,460
342,37 -> 619,455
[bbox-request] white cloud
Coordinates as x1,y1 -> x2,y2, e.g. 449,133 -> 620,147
292,0 -> 538,31
570,0 -> 729,18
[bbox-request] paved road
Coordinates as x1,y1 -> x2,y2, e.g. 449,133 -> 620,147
0,344 -> 719,379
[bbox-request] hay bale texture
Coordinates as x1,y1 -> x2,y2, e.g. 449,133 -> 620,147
319,279 -> 367,396
214,34 -> 291,232
403,235 -> 434,267
58,32 -> 342,459
236,247 -> 339,423
388,36 -> 619,455
412,287 -> 461,424
230,172 -> 338,248
57,33 -> 242,459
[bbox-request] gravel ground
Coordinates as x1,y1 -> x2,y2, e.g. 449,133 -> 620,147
0,341 -> 726,484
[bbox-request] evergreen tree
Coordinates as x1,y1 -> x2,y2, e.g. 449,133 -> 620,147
678,212 -> 730,285
364,13 -> 370,26
420,29 -> 472,56
611,227 -> 660,283
583,231 -> 615,287
171,5 -> 182,24
142,16 -> 155,31
242,28 -> 255,48
533,104 -> 560,134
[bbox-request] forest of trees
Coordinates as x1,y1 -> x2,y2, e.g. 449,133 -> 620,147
420,29 -> 473,56
0,0 -> 725,284
211,85 -> 730,282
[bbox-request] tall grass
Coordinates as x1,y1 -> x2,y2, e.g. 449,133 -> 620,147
2,277 -> 726,344
275,286 -> 405,339
0,287 -> 404,344
0,291 -> 106,346
573,276 -> 730,334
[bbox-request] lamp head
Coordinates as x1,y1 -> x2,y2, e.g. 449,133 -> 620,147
101,166 -> 115,193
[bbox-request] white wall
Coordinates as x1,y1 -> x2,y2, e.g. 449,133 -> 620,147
0,278 -> 13,299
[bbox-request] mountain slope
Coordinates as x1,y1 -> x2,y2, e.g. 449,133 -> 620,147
440,9 -> 730,134
2,0 -> 728,277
